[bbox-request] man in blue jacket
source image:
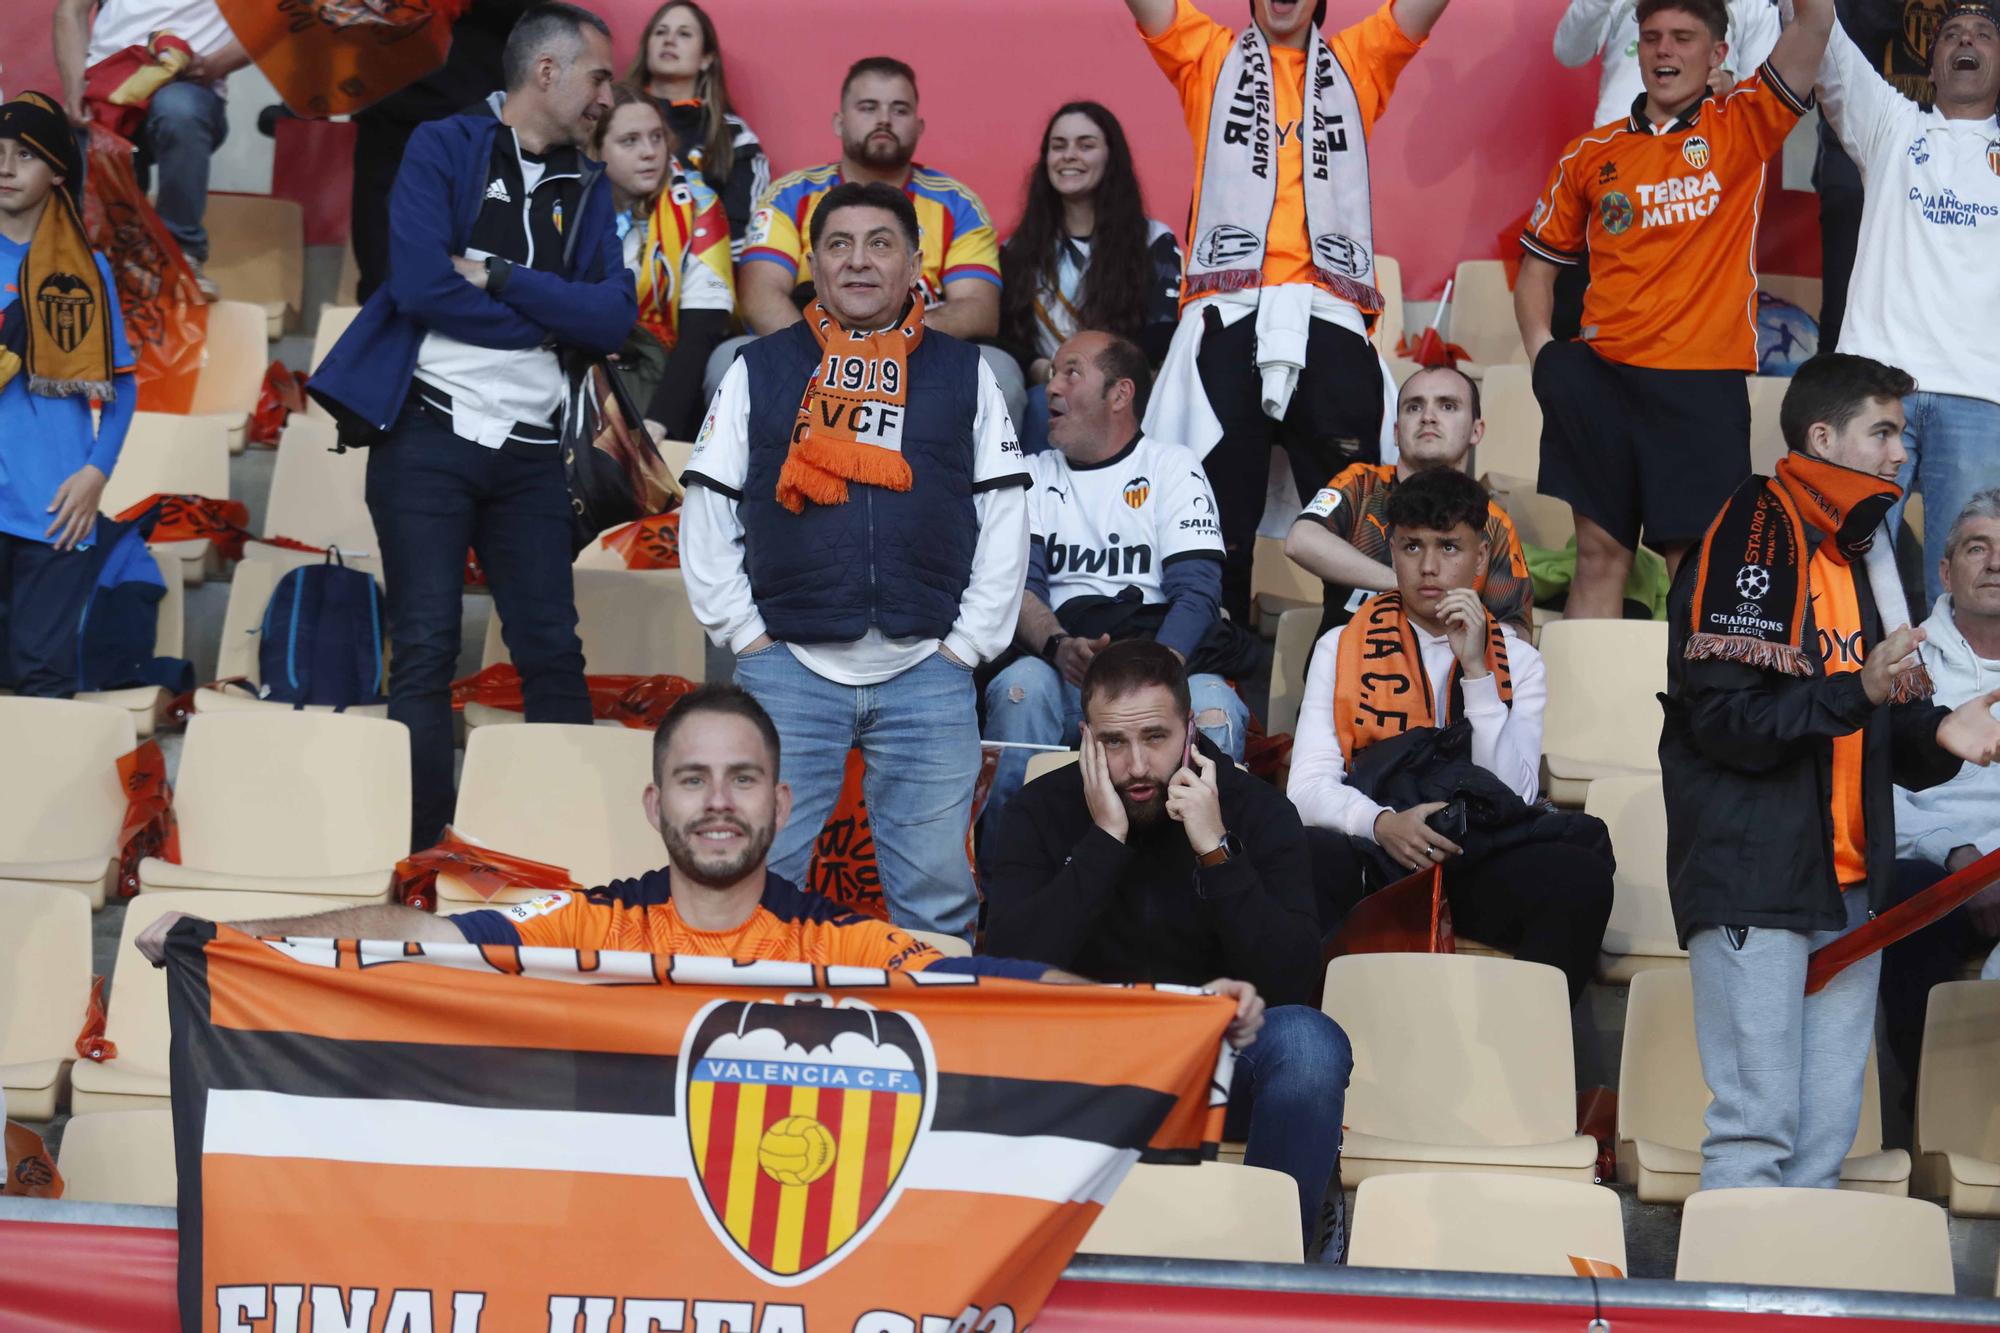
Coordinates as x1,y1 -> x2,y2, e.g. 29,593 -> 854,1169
309,2 -> 634,848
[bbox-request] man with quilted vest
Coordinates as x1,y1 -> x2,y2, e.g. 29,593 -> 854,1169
680,180 -> 1031,943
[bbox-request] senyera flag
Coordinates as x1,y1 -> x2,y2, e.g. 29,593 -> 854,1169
165,924 -> 1234,1332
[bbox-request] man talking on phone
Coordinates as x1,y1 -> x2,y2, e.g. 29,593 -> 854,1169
983,638 -> 1354,1261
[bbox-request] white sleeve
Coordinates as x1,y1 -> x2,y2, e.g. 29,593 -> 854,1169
1158,455 -> 1225,561
678,362 -> 767,653
1553,0 -> 1619,67
943,362 -> 1031,666
678,246 -> 734,315
1462,638 -> 1545,804
1286,629 -> 1390,841
1729,0 -> 1781,80
1798,0 -> 1908,167
1892,786 -> 1958,864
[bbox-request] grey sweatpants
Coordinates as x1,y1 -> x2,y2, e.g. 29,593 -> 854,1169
1687,890 -> 1878,1191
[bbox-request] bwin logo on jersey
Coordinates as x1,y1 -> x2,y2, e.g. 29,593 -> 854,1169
1048,540 -> 1154,578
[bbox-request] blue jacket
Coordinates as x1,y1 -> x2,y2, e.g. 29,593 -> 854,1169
306,106 -> 635,436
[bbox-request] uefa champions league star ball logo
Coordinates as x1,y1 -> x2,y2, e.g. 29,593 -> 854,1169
1735,564 -> 1771,601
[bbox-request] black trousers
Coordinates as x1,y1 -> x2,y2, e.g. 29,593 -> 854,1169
351,111 -> 421,304
1881,857 -> 1982,1132
0,532 -> 97,698
1817,182 -> 1864,352
1195,310 -> 1384,623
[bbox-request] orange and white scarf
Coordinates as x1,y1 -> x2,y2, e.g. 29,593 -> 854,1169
1334,590 -> 1512,760
776,299 -> 923,513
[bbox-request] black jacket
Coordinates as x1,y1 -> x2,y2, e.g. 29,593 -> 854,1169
1660,532 -> 1960,944
983,736 -> 1322,1008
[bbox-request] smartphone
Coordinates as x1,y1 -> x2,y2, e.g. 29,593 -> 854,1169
1182,725 -> 1196,773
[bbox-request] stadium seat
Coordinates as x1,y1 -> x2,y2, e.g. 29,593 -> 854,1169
1372,255 -> 1417,383
1616,967 -> 1908,1200
0,697 -> 138,909
1471,364 -> 1542,485
308,305 -> 361,375
193,550 -> 389,717
434,723 -> 661,908
906,929 -> 972,958
1266,606 -> 1321,736
75,546 -> 185,738
1535,619 -> 1666,807
1748,375 -> 1790,477
136,712 -> 410,902
1448,260 -> 1529,377
99,411 -> 233,585
1585,775 -> 1685,982
1497,487 -> 1575,557
0,882 -> 92,1119
202,193 -> 304,337
1760,273 -> 1823,322
1675,1188 -> 1953,1294
1251,534 -> 1322,627
54,1109 -> 177,1206
1322,953 -> 1598,1186
255,414 -> 378,556
1913,980 -> 2000,1214
1081,1162 -> 1302,1262
1023,750 -> 1080,785
70,889 -> 347,1113
464,567 -> 707,729
189,299 -> 271,453
1347,1172 -> 1627,1276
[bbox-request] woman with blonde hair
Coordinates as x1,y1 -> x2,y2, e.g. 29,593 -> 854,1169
628,0 -> 768,258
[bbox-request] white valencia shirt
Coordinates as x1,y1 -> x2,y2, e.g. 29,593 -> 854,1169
1287,620 -> 1548,840
680,355 -> 1030,687
1813,14 -> 2000,406
1554,0 -> 1781,129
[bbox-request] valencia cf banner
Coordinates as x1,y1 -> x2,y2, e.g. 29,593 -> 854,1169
164,924 -> 1234,1333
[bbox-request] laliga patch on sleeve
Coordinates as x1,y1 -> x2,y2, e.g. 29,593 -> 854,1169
1531,199 -> 1548,228
745,206 -> 775,246
1302,487 -> 1341,520
503,892 -> 572,922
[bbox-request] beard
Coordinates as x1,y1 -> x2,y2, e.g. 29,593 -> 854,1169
845,129 -> 913,171
662,814 -> 776,889
1118,776 -> 1169,829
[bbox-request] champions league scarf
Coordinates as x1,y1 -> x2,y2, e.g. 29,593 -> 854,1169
635,155 -> 733,351
777,299 -> 922,514
0,93 -> 115,400
1686,453 -> 1931,703
1334,590 -> 1513,759
1184,20 -> 1381,310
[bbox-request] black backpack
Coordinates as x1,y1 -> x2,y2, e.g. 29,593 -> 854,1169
257,551 -> 386,709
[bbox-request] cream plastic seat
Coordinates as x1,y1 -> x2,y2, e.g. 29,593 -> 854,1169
1748,375 -> 1790,477
202,193 -> 304,338
188,299 -> 271,453
71,889 -> 347,1112
1585,775 -> 1685,982
1675,1188 -> 1952,1294
905,929 -> 972,958
1914,980 -> 2000,1213
1448,260 -> 1529,378
1370,254 -> 1416,382
1471,364 -> 1543,485
434,723 -> 662,908
193,550 -> 389,717
1251,534 -> 1322,627
0,697 -> 137,909
1536,619 -> 1666,807
464,567 -> 707,729
99,411 -> 233,585
1023,750 -> 1080,786
54,1109 -> 178,1206
75,546 -> 185,738
136,712 -> 409,901
0,883 -> 93,1119
300,304 -> 361,424
1323,953 -> 1598,1186
1266,606 -> 1322,737
1760,273 -> 1823,321
1617,967 -> 1907,1200
253,414 -> 378,556
1081,1162 -> 1302,1262
1347,1171 -> 1627,1276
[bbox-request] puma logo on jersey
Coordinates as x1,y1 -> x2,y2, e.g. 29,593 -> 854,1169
484,178 -> 511,204
1636,171 -> 1721,227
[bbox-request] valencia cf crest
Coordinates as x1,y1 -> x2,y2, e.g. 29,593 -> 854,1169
1682,136 -> 1712,170
1987,140 -> 2000,176
1122,476 -> 1151,509
681,996 -> 933,1285
35,273 -> 94,354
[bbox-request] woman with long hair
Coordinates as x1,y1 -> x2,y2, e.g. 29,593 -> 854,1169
592,84 -> 736,440
1000,101 -> 1181,451
629,0 -> 769,259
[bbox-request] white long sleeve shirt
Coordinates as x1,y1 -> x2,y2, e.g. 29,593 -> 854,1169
1894,595 -> 2000,865
1554,0 -> 1782,128
1811,13 -> 2000,407
1287,620 -> 1548,840
680,356 -> 1029,687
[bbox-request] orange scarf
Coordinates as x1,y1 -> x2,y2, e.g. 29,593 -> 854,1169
776,299 -> 922,513
1334,590 -> 1513,760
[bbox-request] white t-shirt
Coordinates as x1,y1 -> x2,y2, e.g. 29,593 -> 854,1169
86,0 -> 237,66
1552,0 -> 1781,128
1028,434 -> 1222,608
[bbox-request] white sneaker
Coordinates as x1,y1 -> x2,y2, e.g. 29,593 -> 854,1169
188,259 -> 219,301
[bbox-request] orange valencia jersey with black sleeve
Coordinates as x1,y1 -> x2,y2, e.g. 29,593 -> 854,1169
1520,64 -> 1811,371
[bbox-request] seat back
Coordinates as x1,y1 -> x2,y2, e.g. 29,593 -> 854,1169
906,929 -> 972,958
1472,364 -> 1543,484
1449,260 -> 1527,368
482,567 -> 707,684
202,193 -> 304,321
99,413 -> 233,516
0,883 -> 92,1067
215,550 -> 386,686
1251,535 -> 1322,609
264,415 -> 378,553
452,724 -> 661,890
1023,750 -> 1079,785
308,305 -> 362,375
1676,1188 -> 1953,1294
1267,606 -> 1322,736
1584,774 -> 1681,959
1372,254 -> 1406,361
188,300 -> 270,419
1760,274 -> 1823,322
1080,1162 -> 1302,1262
174,712 -> 411,877
1748,375 -> 1790,477
54,1109 -> 178,1206
0,698 -> 137,861
1537,619 -> 1667,779
148,546 -> 186,658
1348,1172 -> 1627,1276
1323,953 -> 1579,1146
1915,980 -> 2000,1165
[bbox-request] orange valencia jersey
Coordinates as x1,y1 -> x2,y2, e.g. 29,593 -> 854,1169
1520,65 -> 1811,371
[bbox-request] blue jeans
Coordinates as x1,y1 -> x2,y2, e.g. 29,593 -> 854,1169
142,80 -> 229,263
979,654 -> 1247,838
365,404 -> 590,847
733,645 -> 981,940
1890,391 -> 2000,606
1225,1004 -> 1353,1259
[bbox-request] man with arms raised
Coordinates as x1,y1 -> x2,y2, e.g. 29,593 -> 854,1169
1287,363 -> 1532,641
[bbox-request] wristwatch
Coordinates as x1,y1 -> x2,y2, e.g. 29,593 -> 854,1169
1041,632 -> 1069,665
483,254 -> 515,294
1196,833 -> 1241,868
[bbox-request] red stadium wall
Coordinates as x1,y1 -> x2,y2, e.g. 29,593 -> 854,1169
0,0 -> 1818,293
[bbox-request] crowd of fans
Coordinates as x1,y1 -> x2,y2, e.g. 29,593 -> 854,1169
5,0 -> 2000,1272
